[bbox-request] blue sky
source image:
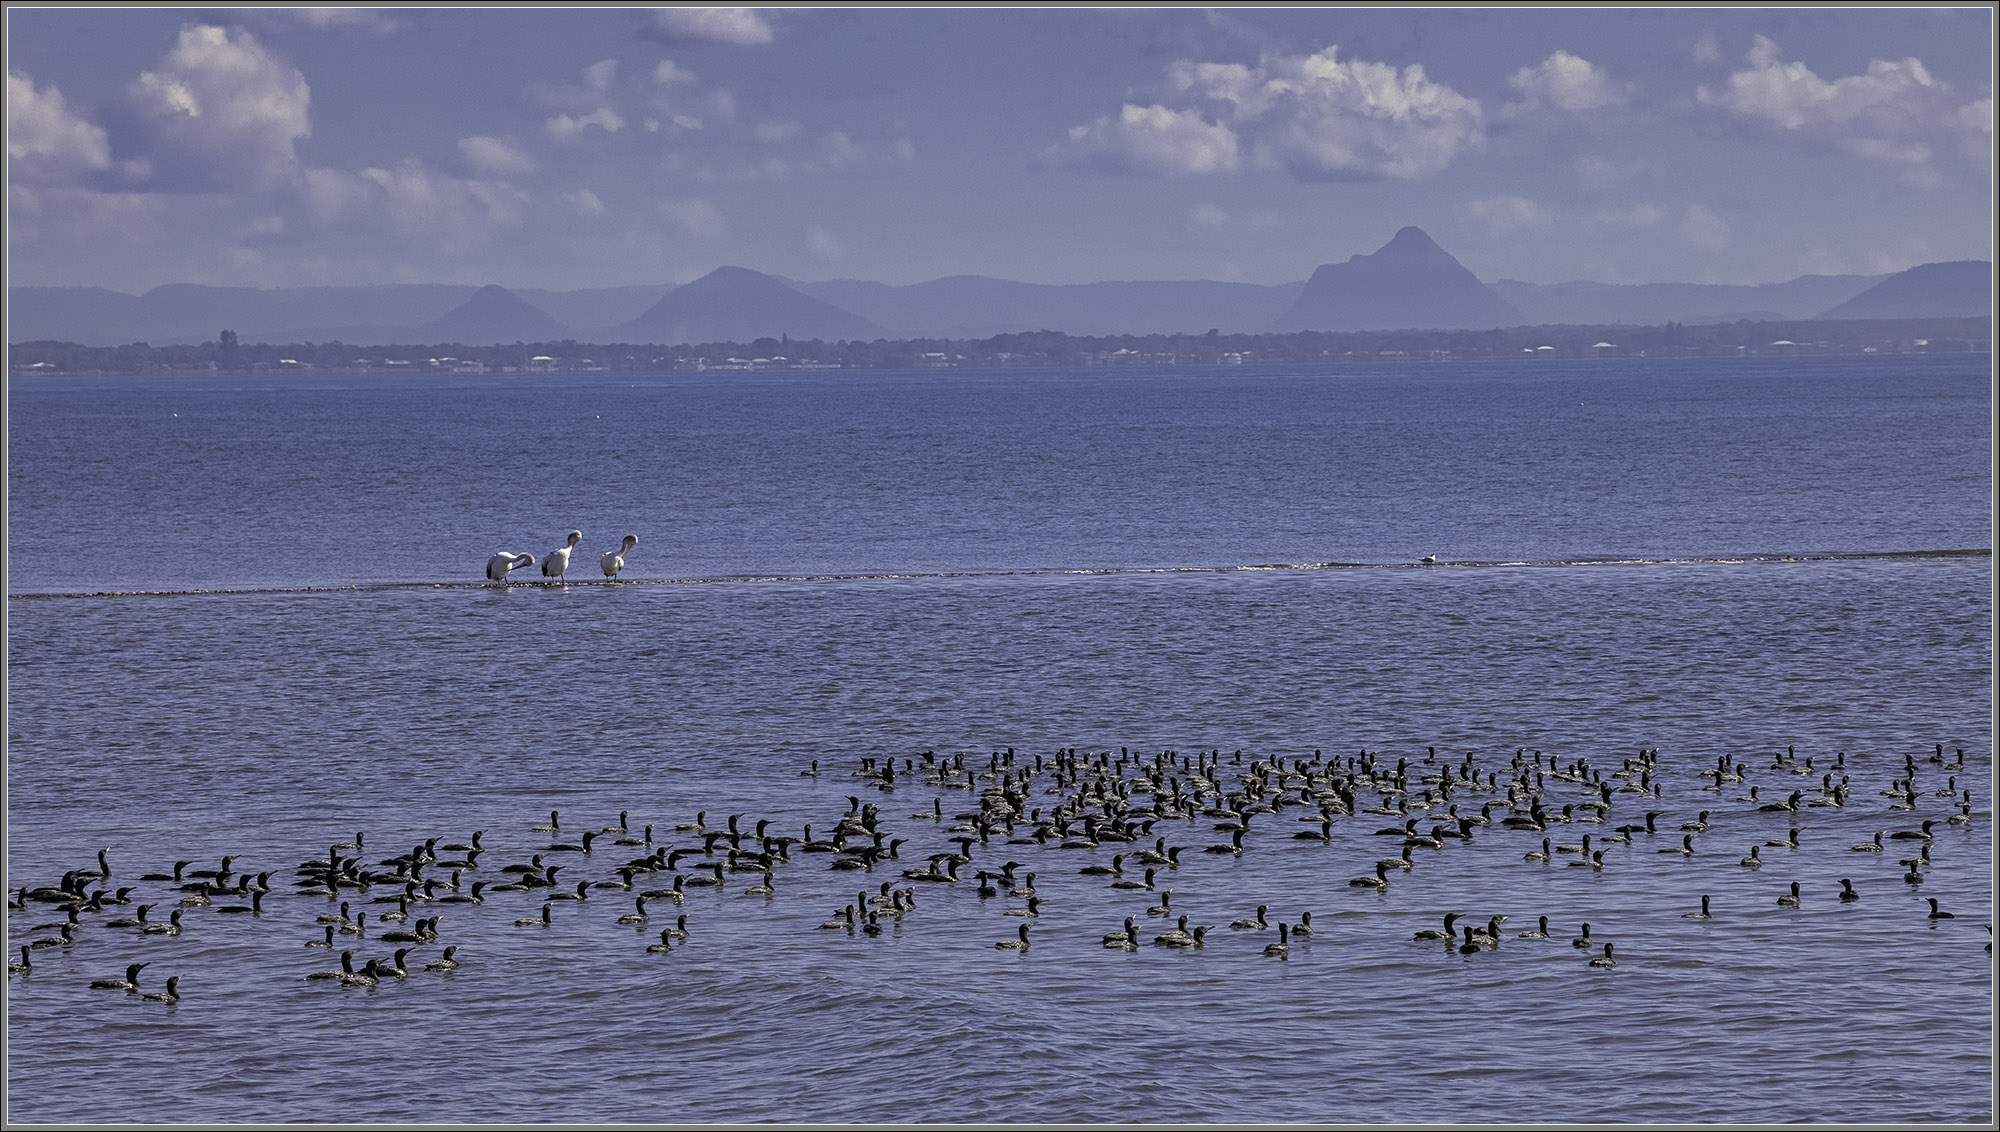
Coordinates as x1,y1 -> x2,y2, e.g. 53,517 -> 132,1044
6,7 -> 1992,292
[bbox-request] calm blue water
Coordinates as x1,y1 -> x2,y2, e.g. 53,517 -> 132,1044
6,354 -> 1993,1124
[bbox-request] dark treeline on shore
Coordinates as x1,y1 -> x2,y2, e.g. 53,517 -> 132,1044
10,317 -> 1989,376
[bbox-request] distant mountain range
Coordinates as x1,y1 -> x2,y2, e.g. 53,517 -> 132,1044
9,229 -> 1989,347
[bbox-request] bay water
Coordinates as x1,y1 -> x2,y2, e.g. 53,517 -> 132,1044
6,354 -> 1991,1123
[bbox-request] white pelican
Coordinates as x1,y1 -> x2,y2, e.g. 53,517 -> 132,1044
486,552 -> 535,582
542,530 -> 582,581
601,534 -> 638,578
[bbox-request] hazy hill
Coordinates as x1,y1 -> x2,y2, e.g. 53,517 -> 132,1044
1272,227 -> 1520,332
1817,260 -> 1993,320
1492,274 -> 1883,325
613,266 -> 885,344
6,283 -> 479,345
794,275 -> 1302,337
7,286 -> 152,345
419,285 -> 572,344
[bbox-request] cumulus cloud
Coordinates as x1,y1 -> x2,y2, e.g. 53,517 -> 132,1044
1680,203 -> 1730,250
122,24 -> 312,192
1454,197 -> 1684,248
1697,36 -> 1985,170
237,8 -> 406,37
1054,46 -> 1483,181
583,59 -> 618,93
648,8 -> 776,46
661,196 -> 724,239
1457,195 -> 1552,238
7,71 -> 112,183
1501,51 -> 1629,117
654,59 -> 699,86
1057,104 -> 1240,176
1691,30 -> 1723,66
1589,203 -> 1667,227
457,135 -> 534,176
301,160 -> 529,245
807,224 -> 844,262
564,188 -> 607,218
1957,97 -> 1993,134
546,106 -> 627,140
811,131 -> 866,172
1574,155 -> 1621,188
1186,202 -> 1281,235
1190,49 -> 1484,179
1190,202 -> 1229,227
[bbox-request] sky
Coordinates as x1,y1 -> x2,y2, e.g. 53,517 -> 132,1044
5,7 -> 1993,293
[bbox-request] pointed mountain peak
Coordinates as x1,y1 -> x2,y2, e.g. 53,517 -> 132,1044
1360,226 -> 1449,264
1273,227 -> 1519,332
683,265 -> 778,289
1385,225 -> 1442,251
460,283 -> 532,308
420,284 -> 570,342
617,266 -> 885,343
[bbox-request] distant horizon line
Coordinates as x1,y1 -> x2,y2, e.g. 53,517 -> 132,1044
18,259 -> 1991,299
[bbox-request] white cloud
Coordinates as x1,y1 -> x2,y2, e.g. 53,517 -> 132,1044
1184,48 -> 1484,179
1455,197 -> 1678,246
1457,195 -> 1552,238
301,161 -> 529,249
124,24 -> 312,192
1056,103 -> 1240,176
1187,202 -> 1282,235
6,71 -> 112,182
1680,203 -> 1730,251
1190,203 -> 1229,227
457,135 -> 534,177
1958,97 -> 1993,134
1057,46 -> 1483,181
811,131 -> 866,172
583,59 -> 618,93
807,224 -> 844,262
654,60 -> 699,86
661,196 -> 724,239
565,188 -> 607,218
1589,203 -> 1667,227
1502,51 -> 1629,116
232,8 -> 406,37
650,8 -> 776,46
1691,30 -> 1723,66
1697,36 -> 1983,170
7,183 -> 163,253
756,119 -> 802,144
546,107 -> 626,140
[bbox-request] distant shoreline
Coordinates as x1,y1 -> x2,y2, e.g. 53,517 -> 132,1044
8,316 -> 1989,377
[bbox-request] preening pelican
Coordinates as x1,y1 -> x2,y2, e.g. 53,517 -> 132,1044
486,552 -> 535,582
601,534 -> 638,578
542,530 -> 582,581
